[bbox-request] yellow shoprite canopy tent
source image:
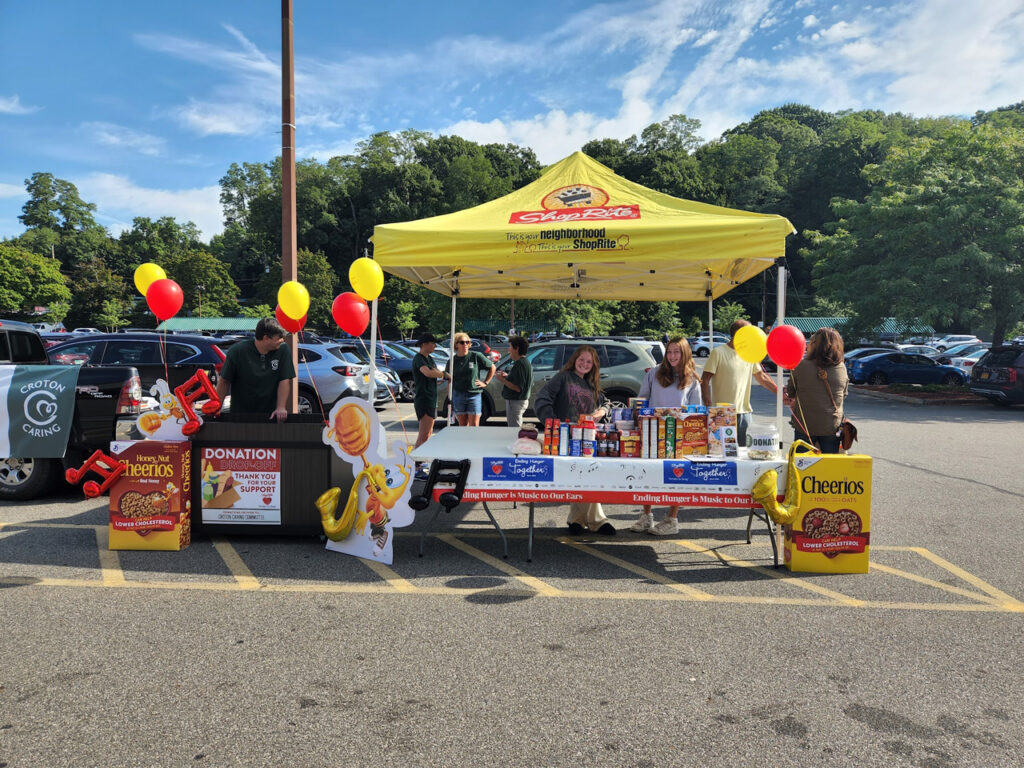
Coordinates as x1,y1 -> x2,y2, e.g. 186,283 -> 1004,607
371,151 -> 795,301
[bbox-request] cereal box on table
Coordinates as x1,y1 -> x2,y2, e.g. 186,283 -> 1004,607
108,441 -> 191,550
783,453 -> 872,574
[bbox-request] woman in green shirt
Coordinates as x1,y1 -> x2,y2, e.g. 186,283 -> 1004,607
451,332 -> 495,427
496,336 -> 532,428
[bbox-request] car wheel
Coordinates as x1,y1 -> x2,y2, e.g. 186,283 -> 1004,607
297,386 -> 323,415
941,373 -> 962,386
0,457 -> 58,501
399,377 -> 415,402
605,389 -> 633,410
697,348 -> 709,357
867,372 -> 888,385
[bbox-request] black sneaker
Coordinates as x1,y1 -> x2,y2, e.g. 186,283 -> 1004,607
596,522 -> 617,536
567,522 -> 585,536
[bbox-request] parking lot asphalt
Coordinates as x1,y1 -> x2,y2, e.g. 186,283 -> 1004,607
1,384 -> 1022,767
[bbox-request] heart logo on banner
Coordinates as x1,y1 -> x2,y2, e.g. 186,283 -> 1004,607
491,464 -> 502,474
263,496 -> 272,505
673,466 -> 684,478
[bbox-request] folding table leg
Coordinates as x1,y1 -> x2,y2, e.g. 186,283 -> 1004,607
527,502 -> 535,562
418,506 -> 445,557
480,502 -> 508,559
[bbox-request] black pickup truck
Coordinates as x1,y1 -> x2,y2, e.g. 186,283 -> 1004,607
0,320 -> 142,500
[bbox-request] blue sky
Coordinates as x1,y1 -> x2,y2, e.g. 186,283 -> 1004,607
2,0 -> 1022,243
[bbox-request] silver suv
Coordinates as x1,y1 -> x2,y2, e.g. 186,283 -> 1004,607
437,338 -> 657,424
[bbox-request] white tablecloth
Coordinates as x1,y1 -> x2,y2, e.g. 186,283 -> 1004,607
411,427 -> 785,507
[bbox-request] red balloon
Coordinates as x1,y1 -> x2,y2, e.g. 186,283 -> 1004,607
767,324 -> 807,369
146,279 -> 184,321
275,304 -> 306,333
331,292 -> 369,335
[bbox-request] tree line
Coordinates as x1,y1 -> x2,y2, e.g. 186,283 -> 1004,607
3,102 -> 1023,343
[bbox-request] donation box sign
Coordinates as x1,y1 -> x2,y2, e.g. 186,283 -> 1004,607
200,446 -> 282,524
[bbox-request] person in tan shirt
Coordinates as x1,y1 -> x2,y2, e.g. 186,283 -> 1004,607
700,319 -> 778,446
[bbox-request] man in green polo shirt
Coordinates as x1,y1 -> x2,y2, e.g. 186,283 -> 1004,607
496,335 -> 532,427
216,317 -> 296,421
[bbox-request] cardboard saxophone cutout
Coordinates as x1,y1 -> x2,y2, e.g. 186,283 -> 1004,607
320,397 -> 414,563
750,439 -> 819,525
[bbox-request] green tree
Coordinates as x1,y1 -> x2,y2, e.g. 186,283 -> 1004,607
0,242 -> 71,319
65,257 -> 130,330
252,248 -> 338,329
95,298 -> 129,332
807,123 -> 1024,345
117,216 -> 203,278
713,300 -> 748,331
162,250 -> 240,318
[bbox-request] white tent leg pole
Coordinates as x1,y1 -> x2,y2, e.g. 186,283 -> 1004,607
368,298 -> 378,402
448,295 -> 457,424
708,297 -> 714,353
775,264 -> 786,564
775,265 -> 786,441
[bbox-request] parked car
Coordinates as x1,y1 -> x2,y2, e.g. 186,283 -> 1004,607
689,333 -> 732,357
969,345 -> 1024,406
845,347 -> 896,362
440,337 -> 500,363
342,343 -> 418,401
933,334 -> 982,352
896,344 -> 940,357
0,321 -> 142,500
294,343 -> 392,413
933,342 -> 989,365
436,338 -> 656,424
71,327 -> 103,334
47,332 -> 225,394
846,352 -> 967,386
949,348 -> 987,373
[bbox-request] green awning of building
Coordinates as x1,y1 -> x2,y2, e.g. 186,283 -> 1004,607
156,317 -> 258,332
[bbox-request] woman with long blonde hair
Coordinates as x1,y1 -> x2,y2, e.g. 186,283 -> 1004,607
631,336 -> 702,535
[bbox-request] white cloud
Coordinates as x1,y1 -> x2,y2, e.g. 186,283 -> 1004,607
0,182 -> 25,198
0,95 -> 40,115
172,100 -> 271,136
74,173 -> 223,240
82,122 -> 165,157
694,30 -> 720,47
803,14 -> 820,28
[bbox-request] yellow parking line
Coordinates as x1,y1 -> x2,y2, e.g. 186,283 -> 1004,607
210,537 -> 261,590
673,539 -> 864,606
94,526 -> 126,586
360,559 -> 419,593
437,534 -> 563,596
869,562 -> 1000,605
561,538 -> 715,600
911,547 -> 1024,609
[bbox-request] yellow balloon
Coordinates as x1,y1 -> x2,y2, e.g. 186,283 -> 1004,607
278,281 -> 310,320
734,325 -> 768,364
349,257 -> 384,301
133,263 -> 166,296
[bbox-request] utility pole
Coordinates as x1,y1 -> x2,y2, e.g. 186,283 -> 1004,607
281,0 -> 298,412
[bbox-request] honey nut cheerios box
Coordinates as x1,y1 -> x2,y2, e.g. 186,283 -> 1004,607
783,453 -> 872,574
108,441 -> 191,551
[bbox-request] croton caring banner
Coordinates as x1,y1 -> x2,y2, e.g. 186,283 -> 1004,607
0,365 -> 80,458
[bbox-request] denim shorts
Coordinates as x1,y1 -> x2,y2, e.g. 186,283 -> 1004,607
452,390 -> 482,415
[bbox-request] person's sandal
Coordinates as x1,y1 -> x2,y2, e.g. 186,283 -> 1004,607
596,522 -> 616,536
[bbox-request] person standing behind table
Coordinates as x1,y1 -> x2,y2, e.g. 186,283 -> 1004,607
630,336 -> 702,536
699,319 -> 779,447
784,327 -> 848,454
450,332 -> 495,427
411,333 -> 451,459
496,336 -> 532,428
215,317 -> 296,422
533,345 -> 615,536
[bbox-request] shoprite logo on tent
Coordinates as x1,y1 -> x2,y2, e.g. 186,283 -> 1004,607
509,183 -> 641,225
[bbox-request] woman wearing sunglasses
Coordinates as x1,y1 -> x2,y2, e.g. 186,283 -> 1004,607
450,333 -> 496,427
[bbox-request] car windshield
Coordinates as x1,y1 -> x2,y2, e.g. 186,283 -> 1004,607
380,342 -> 414,359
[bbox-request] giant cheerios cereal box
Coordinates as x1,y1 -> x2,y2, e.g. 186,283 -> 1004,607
783,453 -> 871,574
108,441 -> 191,551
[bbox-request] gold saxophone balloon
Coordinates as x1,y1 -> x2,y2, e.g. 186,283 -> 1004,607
317,475 -> 369,542
751,440 -> 818,526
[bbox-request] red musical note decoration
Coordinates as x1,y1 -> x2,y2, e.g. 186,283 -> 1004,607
65,450 -> 127,498
173,369 -> 221,436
